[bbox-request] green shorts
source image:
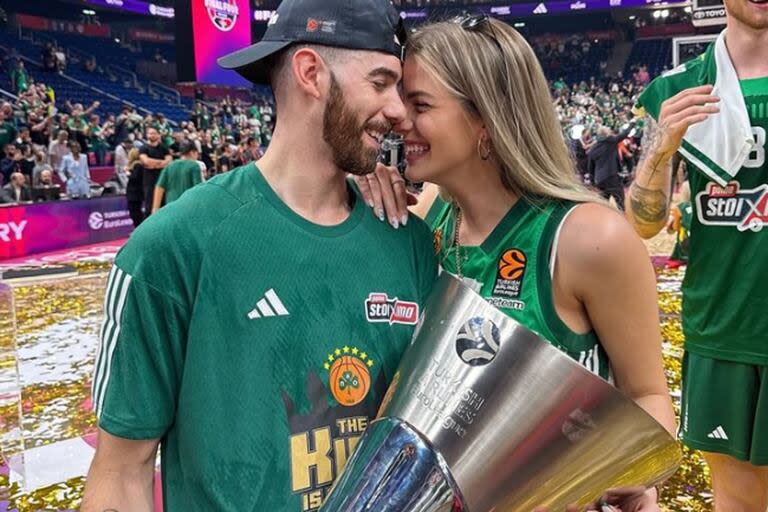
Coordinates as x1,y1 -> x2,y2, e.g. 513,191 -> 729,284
680,352 -> 768,465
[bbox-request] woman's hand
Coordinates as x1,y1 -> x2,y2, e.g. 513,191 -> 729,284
353,163 -> 416,228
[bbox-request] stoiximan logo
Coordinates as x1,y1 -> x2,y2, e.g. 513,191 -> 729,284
205,0 -> 239,32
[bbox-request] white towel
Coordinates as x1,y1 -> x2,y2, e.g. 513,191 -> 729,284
678,30 -> 756,187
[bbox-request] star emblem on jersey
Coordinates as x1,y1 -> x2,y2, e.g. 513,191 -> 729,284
247,289 -> 289,319
323,346 -> 374,407
364,293 -> 419,325
696,182 -> 768,232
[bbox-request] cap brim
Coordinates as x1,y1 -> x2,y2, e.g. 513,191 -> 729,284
217,40 -> 293,85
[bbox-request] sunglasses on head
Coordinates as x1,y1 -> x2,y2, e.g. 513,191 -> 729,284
451,13 -> 511,94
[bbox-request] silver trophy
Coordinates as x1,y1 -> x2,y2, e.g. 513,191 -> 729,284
321,273 -> 681,511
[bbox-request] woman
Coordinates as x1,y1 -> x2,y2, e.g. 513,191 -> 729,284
125,147 -> 144,228
360,16 -> 675,510
58,141 -> 90,199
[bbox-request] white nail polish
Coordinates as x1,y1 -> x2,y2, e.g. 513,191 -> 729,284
390,219 -> 399,229
401,215 -> 408,226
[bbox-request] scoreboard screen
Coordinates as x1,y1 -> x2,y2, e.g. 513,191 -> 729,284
176,0 -> 252,86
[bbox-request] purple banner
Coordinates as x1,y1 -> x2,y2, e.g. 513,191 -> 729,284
84,0 -> 175,18
0,197 -> 133,261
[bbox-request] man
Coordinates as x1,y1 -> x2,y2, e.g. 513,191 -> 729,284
151,141 -> 204,213
1,172 -> 31,203
38,168 -> 55,187
587,123 -> 635,210
10,60 -> 28,93
153,113 -> 173,147
628,0 -> 768,509
138,126 -> 171,216
0,143 -> 22,184
82,1 -> 435,511
48,129 -> 70,170
0,110 -> 16,150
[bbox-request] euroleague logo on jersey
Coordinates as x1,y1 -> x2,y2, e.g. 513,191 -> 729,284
204,0 -> 239,32
490,249 -> 527,310
456,317 -> 501,366
323,346 -> 374,407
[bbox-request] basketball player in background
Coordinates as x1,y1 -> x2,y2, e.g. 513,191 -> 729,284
82,1 -> 437,510
628,0 -> 768,508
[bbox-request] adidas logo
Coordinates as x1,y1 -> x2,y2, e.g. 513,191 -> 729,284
533,3 -> 548,14
707,425 -> 729,441
247,289 -> 289,319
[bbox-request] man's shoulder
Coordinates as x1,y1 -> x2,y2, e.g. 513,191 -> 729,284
116,179 -> 247,278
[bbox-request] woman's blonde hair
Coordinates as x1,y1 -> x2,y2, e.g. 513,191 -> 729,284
407,18 -> 603,205
127,148 -> 141,171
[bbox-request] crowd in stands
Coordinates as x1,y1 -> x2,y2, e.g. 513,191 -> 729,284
533,33 -> 614,82
0,61 -> 276,205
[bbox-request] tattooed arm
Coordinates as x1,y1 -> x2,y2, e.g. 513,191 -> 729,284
627,85 -> 720,239
627,116 -> 676,239
81,429 -> 159,512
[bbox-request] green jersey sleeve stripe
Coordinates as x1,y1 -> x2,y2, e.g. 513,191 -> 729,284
92,265 -> 119,401
96,268 -> 132,419
93,267 -> 126,414
94,267 -> 133,418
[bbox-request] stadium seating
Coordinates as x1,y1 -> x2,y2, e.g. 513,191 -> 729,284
0,28 -> 189,123
624,39 -> 672,78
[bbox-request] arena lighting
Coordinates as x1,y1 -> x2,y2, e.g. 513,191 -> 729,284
82,9 -> 97,15
684,5 -> 692,11
629,14 -> 636,18
653,9 -> 662,17
661,9 -> 670,16
114,37 -> 121,43
514,21 -> 526,27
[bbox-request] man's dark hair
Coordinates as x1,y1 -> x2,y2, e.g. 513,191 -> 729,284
180,141 -> 198,156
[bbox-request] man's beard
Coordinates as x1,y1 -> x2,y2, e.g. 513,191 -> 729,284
322,74 -> 390,176
726,0 -> 768,30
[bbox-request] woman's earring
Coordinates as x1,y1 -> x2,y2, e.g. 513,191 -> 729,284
477,137 -> 492,161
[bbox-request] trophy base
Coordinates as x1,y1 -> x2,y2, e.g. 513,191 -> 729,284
320,417 -> 466,512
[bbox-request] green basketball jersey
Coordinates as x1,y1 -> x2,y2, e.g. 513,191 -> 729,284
637,46 -> 768,365
92,164 -> 437,511
670,201 -> 692,262
425,197 -> 610,380
156,159 -> 204,204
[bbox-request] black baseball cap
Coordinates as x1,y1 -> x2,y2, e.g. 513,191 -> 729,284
218,0 -> 405,85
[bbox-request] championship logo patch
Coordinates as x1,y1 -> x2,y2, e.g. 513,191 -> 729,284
324,346 -> 374,407
490,249 -> 527,310
365,293 -> 419,325
696,182 -> 768,232
204,0 -> 239,32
